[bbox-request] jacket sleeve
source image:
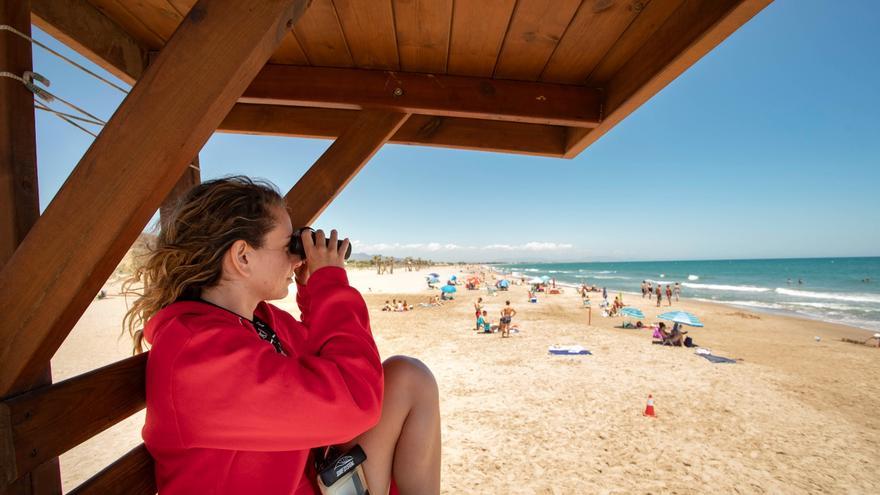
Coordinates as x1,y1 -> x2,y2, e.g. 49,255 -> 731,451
170,267 -> 383,451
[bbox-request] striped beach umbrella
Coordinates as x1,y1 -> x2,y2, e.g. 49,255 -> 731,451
657,311 -> 704,327
620,307 -> 645,319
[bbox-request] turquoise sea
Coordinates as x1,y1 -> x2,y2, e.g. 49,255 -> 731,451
495,257 -> 880,332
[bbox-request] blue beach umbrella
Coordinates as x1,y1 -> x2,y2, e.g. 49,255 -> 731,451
540,275 -> 551,282
429,272 -> 439,277
441,284 -> 457,293
498,279 -> 510,288
657,311 -> 704,327
620,307 -> 645,319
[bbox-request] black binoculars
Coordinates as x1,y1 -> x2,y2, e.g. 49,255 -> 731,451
288,227 -> 352,260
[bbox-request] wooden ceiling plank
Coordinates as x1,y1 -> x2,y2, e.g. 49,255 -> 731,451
565,0 -> 773,157
332,0 -> 399,70
541,0 -> 650,84
217,104 -> 567,157
393,0 -> 452,73
31,0 -> 147,84
447,0 -> 516,77
586,0 -> 685,85
108,0 -> 181,43
270,31 -> 310,65
0,0 -> 312,395
285,110 -> 410,228
86,0 -> 165,49
493,0 -> 582,81
292,0 -> 353,67
165,0 -> 195,17
240,65 -> 602,127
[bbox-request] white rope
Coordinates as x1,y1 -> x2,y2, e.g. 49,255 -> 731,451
1,24 -> 129,94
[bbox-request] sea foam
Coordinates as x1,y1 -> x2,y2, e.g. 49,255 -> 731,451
774,288 -> 880,304
683,283 -> 771,292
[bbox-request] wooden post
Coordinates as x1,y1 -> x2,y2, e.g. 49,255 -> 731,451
285,110 -> 410,228
0,0 -> 312,396
0,1 -> 62,493
0,0 -> 38,268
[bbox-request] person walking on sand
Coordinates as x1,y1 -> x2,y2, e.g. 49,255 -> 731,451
602,287 -> 607,301
647,281 -> 653,298
655,285 -> 662,307
499,301 -> 517,338
665,285 -> 673,306
641,281 -> 647,299
474,297 -> 484,330
673,282 -> 681,301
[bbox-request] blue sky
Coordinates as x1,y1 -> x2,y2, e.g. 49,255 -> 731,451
30,0 -> 880,262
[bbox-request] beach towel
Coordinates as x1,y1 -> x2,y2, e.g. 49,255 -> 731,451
548,345 -> 591,355
697,353 -> 736,364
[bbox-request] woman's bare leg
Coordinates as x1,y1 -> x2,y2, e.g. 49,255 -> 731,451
342,355 -> 441,495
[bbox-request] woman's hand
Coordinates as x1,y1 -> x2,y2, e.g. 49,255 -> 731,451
300,229 -> 350,278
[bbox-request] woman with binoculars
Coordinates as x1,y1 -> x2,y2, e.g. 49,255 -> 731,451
124,176 -> 440,494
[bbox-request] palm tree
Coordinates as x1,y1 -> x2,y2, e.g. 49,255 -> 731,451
372,255 -> 382,274
386,256 -> 394,274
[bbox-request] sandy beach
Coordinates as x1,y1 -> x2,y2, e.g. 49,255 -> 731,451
53,266 -> 880,493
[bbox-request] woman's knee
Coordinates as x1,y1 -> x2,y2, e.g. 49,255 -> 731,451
383,355 -> 438,401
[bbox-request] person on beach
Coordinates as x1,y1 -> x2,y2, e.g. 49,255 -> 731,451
647,281 -> 653,298
673,282 -> 681,301
641,281 -> 647,299
665,285 -> 673,306
476,310 -> 492,333
655,285 -> 662,307
602,287 -> 607,301
474,297 -> 484,330
499,301 -> 517,338
124,177 -> 440,495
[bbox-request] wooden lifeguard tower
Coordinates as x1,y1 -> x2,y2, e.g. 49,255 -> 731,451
0,0 -> 772,493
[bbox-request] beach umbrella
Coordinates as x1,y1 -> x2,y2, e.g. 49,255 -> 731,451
657,311 -> 704,327
498,279 -> 510,288
428,272 -> 439,277
540,275 -> 551,281
450,275 -> 457,280
441,284 -> 457,293
528,277 -> 544,284
427,276 -> 440,283
620,307 -> 645,319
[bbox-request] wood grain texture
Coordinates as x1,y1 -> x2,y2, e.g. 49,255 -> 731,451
541,0 -> 648,84
285,111 -> 409,227
292,0 -> 353,67
241,65 -> 602,126
1,0 -> 39,268
67,444 -> 155,495
333,0 -> 399,69
447,0 -> 515,77
2,354 -> 147,482
31,0 -> 147,84
88,0 -> 166,49
493,0 -> 582,81
586,0 -> 684,85
218,104 -> 567,157
393,0 -> 452,73
0,0 -> 312,396
565,0 -> 773,157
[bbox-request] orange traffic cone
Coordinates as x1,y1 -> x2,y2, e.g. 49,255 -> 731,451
643,394 -> 656,417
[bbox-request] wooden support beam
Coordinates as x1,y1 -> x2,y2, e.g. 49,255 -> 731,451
0,354 -> 147,485
219,104 -> 566,157
285,111 -> 410,228
0,0 -> 312,396
1,0 -> 39,268
564,0 -> 772,158
241,65 -> 602,127
1,1 -> 62,493
30,0 -> 147,85
67,444 -> 155,495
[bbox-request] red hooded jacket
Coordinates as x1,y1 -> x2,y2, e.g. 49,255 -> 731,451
142,266 -> 383,494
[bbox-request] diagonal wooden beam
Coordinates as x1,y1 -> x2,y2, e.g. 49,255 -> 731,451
219,104 -> 566,157
0,0 -> 312,396
30,0 -> 146,84
564,0 -> 773,158
241,65 -> 602,127
285,111 -> 410,228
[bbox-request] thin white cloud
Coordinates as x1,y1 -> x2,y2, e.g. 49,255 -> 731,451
353,240 -> 573,253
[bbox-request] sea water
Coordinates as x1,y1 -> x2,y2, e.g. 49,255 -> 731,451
494,257 -> 880,332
